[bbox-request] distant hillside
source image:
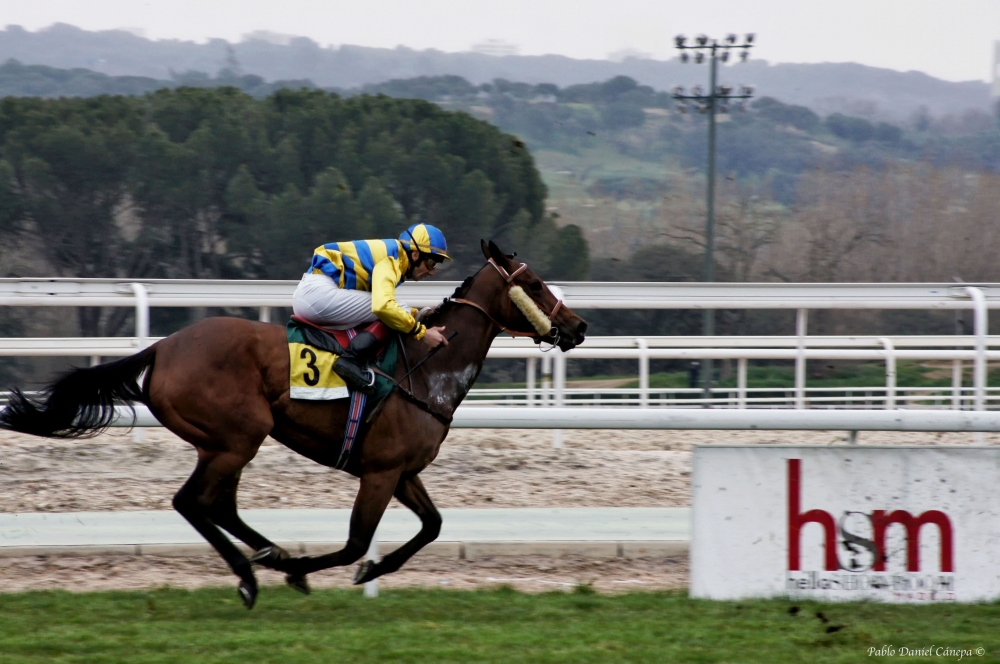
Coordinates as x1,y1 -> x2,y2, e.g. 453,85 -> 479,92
0,23 -> 990,121
0,59 -> 313,98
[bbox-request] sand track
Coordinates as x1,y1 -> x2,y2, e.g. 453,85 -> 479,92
0,427 -> 990,592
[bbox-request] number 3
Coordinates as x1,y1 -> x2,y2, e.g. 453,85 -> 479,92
300,347 -> 320,386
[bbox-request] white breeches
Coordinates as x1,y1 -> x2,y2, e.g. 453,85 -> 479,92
292,273 -> 407,330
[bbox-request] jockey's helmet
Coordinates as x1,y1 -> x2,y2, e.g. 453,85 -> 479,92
399,223 -> 451,261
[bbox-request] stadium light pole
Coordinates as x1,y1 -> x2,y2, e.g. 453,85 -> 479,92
672,34 -> 755,405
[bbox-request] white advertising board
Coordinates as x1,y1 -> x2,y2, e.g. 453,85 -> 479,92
691,446 -> 1000,603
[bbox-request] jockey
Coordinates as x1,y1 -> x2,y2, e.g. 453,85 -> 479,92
292,223 -> 451,394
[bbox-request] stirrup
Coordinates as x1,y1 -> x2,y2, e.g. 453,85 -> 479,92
333,358 -> 377,395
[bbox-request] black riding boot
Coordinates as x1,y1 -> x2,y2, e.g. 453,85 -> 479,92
333,331 -> 379,396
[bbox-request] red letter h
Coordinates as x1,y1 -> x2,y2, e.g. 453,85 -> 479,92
787,459 -> 838,571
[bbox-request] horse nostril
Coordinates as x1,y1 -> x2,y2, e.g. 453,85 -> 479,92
577,321 -> 588,335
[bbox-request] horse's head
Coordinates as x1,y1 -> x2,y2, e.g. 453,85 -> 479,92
471,239 -> 587,351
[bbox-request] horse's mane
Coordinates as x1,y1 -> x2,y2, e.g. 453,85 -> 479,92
420,276 -> 475,328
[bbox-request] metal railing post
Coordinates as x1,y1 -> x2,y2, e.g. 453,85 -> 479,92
541,356 -> 552,407
965,287 -> 988,412
130,283 -> 149,350
526,358 -> 536,407
637,338 -> 649,408
553,350 -> 565,449
965,286 -> 988,445
878,337 -> 896,410
129,283 -> 150,444
952,360 -> 963,410
258,306 -> 271,323
364,531 -> 379,598
795,308 -> 808,409
737,357 -> 748,409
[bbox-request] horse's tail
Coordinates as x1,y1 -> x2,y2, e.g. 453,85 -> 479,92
0,346 -> 156,439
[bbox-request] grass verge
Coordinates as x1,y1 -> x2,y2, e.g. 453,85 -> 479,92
1,587 -> 998,663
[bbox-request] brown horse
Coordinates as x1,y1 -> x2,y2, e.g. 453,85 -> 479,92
0,240 -> 587,607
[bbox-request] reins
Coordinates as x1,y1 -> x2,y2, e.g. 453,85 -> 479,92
369,257 -> 565,425
368,330 -> 459,426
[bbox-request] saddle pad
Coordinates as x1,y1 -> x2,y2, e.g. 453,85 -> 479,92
286,320 -> 400,402
287,323 -> 348,400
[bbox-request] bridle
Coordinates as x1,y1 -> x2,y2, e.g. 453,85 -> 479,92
452,258 -> 565,348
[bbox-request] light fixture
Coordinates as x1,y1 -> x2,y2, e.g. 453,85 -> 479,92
675,35 -> 686,47
668,31 -> 758,404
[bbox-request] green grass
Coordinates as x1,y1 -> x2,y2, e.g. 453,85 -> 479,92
1,587 -> 998,663
472,362 -> 987,391
625,362 -> 1000,391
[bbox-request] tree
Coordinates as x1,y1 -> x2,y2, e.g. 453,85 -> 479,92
826,113 -> 875,142
546,224 -> 590,280
0,88 -> 577,324
0,95 -> 151,335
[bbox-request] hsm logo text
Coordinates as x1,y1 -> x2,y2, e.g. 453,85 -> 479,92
787,459 -> 953,572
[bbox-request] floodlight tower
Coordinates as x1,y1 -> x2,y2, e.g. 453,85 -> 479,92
672,33 -> 755,405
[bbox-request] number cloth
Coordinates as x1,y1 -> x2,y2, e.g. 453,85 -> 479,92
287,328 -> 348,400
285,322 -> 401,469
286,320 -> 399,402
300,238 -> 426,339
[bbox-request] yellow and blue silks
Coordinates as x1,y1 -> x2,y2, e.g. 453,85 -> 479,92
307,238 -> 424,337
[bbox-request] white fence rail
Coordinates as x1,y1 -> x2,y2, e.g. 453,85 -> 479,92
102,404 -> 1000,432
1,278 -> 996,413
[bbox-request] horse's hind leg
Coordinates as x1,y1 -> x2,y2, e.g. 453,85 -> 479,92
206,473 -> 309,593
354,474 -> 441,584
173,451 -> 261,608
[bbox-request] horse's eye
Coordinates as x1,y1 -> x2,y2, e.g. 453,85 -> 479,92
529,281 -> 543,292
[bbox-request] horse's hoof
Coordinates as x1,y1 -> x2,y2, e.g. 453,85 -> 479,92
286,574 -> 311,595
250,545 -> 290,570
238,580 -> 257,609
353,560 -> 376,585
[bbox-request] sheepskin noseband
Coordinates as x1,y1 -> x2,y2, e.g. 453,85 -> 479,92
509,285 -> 553,336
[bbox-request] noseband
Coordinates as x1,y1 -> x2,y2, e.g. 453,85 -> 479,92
452,258 -> 565,347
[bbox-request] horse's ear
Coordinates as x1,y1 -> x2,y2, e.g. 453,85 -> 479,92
481,239 -> 491,260
488,240 -> 511,267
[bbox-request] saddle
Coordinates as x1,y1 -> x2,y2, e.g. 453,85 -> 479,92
289,315 -> 362,356
285,316 -> 400,469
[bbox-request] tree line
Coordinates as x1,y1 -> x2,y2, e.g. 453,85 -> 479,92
0,88 -> 589,338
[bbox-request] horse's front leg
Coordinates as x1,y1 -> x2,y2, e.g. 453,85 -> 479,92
353,473 -> 441,584
281,467 -> 400,583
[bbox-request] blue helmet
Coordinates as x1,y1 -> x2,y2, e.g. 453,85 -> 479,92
399,223 -> 451,261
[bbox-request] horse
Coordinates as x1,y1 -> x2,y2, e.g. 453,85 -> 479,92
0,240 -> 588,608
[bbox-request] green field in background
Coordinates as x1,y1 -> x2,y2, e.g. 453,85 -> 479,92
473,361 -> 1000,391
1,587 -> 998,663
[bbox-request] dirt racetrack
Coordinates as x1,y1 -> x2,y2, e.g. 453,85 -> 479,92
2,427 -> 991,513
0,427 -> 993,593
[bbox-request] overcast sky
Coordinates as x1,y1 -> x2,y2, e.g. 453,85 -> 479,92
3,0 -> 998,83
